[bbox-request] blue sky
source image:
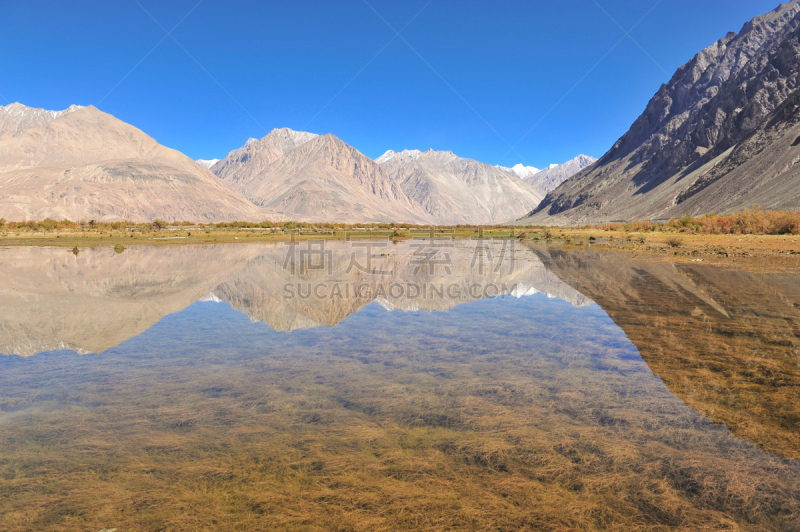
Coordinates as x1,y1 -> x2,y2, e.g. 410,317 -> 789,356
0,0 -> 785,167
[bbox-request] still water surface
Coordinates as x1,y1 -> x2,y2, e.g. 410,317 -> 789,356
1,241 -> 798,531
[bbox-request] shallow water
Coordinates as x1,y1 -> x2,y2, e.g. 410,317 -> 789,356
1,240 -> 798,531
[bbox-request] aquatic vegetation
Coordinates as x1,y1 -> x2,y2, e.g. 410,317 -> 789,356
0,244 -> 798,531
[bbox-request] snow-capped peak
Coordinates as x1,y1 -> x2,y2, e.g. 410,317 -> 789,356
272,127 -> 318,146
375,150 -> 397,164
196,159 -> 220,169
497,163 -> 540,179
0,102 -> 85,119
1,102 -> 87,138
375,149 -> 423,164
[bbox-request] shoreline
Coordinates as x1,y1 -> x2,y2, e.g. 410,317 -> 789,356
1,228 -> 798,265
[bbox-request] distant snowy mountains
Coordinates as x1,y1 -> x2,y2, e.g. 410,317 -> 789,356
496,155 -> 597,195
196,159 -> 220,169
496,163 -> 542,180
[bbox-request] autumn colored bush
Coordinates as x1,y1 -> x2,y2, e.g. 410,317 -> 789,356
603,208 -> 800,235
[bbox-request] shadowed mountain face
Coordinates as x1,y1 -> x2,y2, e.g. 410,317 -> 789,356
525,1 -> 800,224
0,240 -> 589,357
213,130 -> 432,224
533,247 -> 800,460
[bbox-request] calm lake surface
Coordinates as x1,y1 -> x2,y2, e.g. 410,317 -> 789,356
1,240 -> 798,531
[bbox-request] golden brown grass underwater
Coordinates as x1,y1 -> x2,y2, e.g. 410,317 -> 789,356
0,246 -> 799,531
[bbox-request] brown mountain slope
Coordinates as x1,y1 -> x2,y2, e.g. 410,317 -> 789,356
377,149 -> 543,225
210,127 -> 319,187
215,130 -> 432,224
0,105 -> 268,222
524,1 -> 800,224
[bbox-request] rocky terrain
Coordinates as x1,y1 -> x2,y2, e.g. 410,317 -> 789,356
377,149 -> 543,224
0,104 -> 266,222
525,1 -> 800,224
213,130 -> 431,223
0,102 -> 85,140
524,155 -> 597,196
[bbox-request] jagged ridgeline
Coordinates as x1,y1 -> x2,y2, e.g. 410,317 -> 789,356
0,104 -> 266,223
524,0 -> 800,224
0,102 -> 592,224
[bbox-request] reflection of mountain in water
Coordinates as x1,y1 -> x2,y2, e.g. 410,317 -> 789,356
0,240 -> 591,356
0,245 -> 264,357
213,240 -> 592,332
533,247 -> 800,460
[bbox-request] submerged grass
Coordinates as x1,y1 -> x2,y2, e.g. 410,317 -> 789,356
0,294 -> 798,530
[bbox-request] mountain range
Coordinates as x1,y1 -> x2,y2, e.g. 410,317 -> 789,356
210,129 -> 432,223
523,0 -> 800,224
5,3 -> 799,225
495,155 -> 599,196
0,101 -> 590,224
208,134 -> 592,224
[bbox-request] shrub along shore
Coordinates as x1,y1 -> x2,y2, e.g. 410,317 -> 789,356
0,209 -> 797,262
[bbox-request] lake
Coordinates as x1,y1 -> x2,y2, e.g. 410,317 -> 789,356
1,239 -> 798,531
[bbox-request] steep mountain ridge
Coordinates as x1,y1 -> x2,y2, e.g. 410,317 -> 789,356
524,155 -> 597,195
214,130 -> 432,223
0,105 -> 267,222
525,1 -> 800,223
0,102 -> 84,140
377,148 -> 544,224
211,128 -> 319,186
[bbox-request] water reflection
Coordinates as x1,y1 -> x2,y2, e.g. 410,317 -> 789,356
0,240 -> 589,355
534,247 -> 800,461
0,241 -> 798,531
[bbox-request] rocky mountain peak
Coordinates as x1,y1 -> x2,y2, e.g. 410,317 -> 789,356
526,0 -> 800,223
375,149 -> 423,164
0,102 -> 86,139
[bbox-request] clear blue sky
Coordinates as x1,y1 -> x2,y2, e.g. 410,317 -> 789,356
0,0 -> 785,167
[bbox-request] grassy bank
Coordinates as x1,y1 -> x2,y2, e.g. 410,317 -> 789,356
1,209 -> 798,261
